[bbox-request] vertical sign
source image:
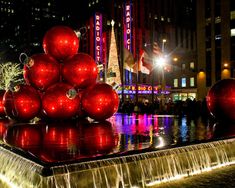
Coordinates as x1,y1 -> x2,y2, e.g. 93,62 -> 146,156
124,3 -> 132,52
94,13 -> 102,63
124,2 -> 133,85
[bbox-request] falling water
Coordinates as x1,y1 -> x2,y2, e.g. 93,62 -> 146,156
1,138 -> 233,187
45,138 -> 235,188
0,146 -> 44,188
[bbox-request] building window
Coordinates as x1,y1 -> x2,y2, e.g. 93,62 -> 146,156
182,63 -> 186,70
190,62 -> 195,70
174,79 -> 178,87
190,77 -> 195,87
181,78 -> 186,87
231,28 -> 235,36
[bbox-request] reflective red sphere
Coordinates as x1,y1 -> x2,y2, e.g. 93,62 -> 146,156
3,85 -> 41,120
43,26 -> 79,61
81,83 -> 119,120
62,53 -> 98,89
0,90 -> 6,117
207,78 -> 235,122
42,82 -> 80,119
4,124 -> 42,153
40,122 -> 80,161
82,121 -> 117,155
23,53 -> 60,91
0,119 -> 12,139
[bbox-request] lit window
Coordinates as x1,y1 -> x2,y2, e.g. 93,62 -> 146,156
231,11 -> 235,20
190,77 -> 195,87
182,63 -> 186,70
190,62 -> 194,69
181,78 -> 186,87
174,79 -> 178,87
231,29 -> 235,37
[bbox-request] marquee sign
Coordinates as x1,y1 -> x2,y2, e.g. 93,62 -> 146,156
117,85 -> 171,95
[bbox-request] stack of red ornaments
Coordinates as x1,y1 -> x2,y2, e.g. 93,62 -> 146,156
1,26 -> 119,121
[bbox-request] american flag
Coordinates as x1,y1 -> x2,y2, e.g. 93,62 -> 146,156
153,42 -> 162,56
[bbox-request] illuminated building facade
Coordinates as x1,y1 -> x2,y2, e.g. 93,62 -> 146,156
84,0 -> 197,102
196,0 -> 235,100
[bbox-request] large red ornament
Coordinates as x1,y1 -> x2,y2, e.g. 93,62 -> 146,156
0,90 -> 6,117
23,53 -> 60,91
82,83 -> 119,120
82,121 -> 117,155
207,79 -> 235,122
40,121 -> 80,162
3,85 -> 41,121
42,82 -> 80,119
4,123 -> 42,154
62,53 -> 98,89
43,26 -> 79,61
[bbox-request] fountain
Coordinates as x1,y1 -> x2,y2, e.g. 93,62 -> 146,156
0,24 -> 234,187
0,114 -> 234,187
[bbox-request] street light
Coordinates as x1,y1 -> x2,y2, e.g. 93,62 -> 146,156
162,39 -> 166,52
154,55 -> 167,112
155,56 -> 166,68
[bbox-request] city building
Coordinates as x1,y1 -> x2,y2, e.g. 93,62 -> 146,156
0,0 -> 77,61
197,0 -> 235,100
83,0 -> 197,102
0,0 -> 198,103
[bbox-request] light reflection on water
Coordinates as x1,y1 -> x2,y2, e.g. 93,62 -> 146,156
0,114 -> 235,188
109,113 -> 216,153
0,113 -> 234,163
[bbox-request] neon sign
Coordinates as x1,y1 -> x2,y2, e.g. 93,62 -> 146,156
124,3 -> 132,52
94,13 -> 102,63
117,85 -> 171,95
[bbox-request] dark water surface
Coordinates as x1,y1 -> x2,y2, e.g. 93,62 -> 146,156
0,113 -> 234,164
0,114 -> 235,187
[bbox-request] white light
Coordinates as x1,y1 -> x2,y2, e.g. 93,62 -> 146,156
155,57 -> 166,67
111,20 -> 115,27
231,28 -> 235,36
